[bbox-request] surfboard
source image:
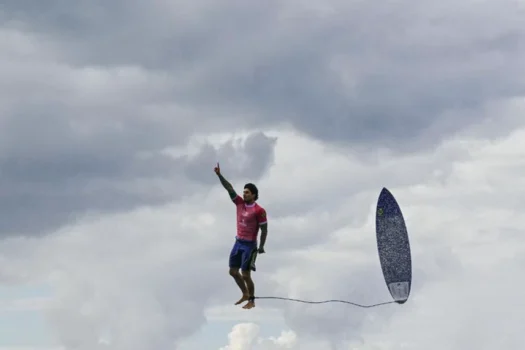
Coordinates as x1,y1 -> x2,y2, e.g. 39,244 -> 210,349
375,187 -> 412,304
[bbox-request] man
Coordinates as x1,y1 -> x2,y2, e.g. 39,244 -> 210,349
214,162 -> 268,310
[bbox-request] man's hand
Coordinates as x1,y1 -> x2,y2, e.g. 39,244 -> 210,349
214,162 -> 220,175
258,246 -> 265,254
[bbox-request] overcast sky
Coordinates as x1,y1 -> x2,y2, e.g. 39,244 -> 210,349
1,0 -> 525,349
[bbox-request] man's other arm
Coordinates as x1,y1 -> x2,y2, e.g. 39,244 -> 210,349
259,223 -> 268,251
257,208 -> 268,251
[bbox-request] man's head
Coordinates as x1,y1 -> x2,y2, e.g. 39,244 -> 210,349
243,183 -> 258,203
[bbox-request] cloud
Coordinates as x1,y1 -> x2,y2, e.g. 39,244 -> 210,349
1,0 -> 524,239
220,323 -> 297,350
184,131 -> 278,184
0,107 -> 276,238
1,0 -> 525,349
267,126 -> 525,348
2,116 -> 525,349
0,10 -> 285,237
4,0 -> 525,153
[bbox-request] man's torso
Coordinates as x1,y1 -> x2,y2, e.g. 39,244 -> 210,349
234,196 -> 265,241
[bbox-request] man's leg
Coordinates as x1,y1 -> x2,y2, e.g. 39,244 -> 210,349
229,241 -> 249,305
240,247 -> 258,309
229,268 -> 249,304
241,270 -> 255,309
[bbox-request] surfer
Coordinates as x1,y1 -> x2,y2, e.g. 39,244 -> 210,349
214,162 -> 268,309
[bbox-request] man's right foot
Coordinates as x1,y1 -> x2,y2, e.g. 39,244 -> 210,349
242,300 -> 255,309
234,295 -> 250,305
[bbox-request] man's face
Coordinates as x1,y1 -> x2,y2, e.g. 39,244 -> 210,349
243,188 -> 254,202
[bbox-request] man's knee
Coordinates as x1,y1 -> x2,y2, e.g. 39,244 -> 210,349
229,268 -> 240,277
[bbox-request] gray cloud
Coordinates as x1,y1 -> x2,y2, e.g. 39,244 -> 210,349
0,127 -> 276,237
2,0 -> 523,239
184,132 -> 277,184
199,1 -> 525,151
1,1 -> 285,237
1,2 -> 524,349
4,0 -> 524,153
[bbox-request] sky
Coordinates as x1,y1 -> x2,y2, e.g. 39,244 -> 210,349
1,0 -> 525,349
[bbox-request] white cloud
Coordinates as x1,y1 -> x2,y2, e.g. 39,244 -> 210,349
2,110 -> 525,348
1,0 -> 525,348
2,107 -> 525,348
2,11 -> 525,332
220,323 -> 297,350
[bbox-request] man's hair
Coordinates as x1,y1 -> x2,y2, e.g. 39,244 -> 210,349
244,183 -> 258,201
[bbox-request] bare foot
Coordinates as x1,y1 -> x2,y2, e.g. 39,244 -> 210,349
242,300 -> 255,309
234,295 -> 249,305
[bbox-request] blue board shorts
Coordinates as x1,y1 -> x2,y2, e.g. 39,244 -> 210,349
229,237 -> 258,271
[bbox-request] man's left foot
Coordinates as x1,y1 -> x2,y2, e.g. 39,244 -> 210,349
242,300 -> 255,309
234,295 -> 250,305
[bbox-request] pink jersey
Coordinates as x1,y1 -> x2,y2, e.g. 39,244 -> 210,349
232,195 -> 267,241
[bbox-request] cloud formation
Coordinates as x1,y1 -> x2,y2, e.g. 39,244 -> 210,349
2,0 -> 524,238
1,0 -> 525,349
2,120 -> 525,348
220,323 -> 297,350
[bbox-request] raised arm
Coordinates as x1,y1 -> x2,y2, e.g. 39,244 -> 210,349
214,162 -> 237,200
218,173 -> 237,200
